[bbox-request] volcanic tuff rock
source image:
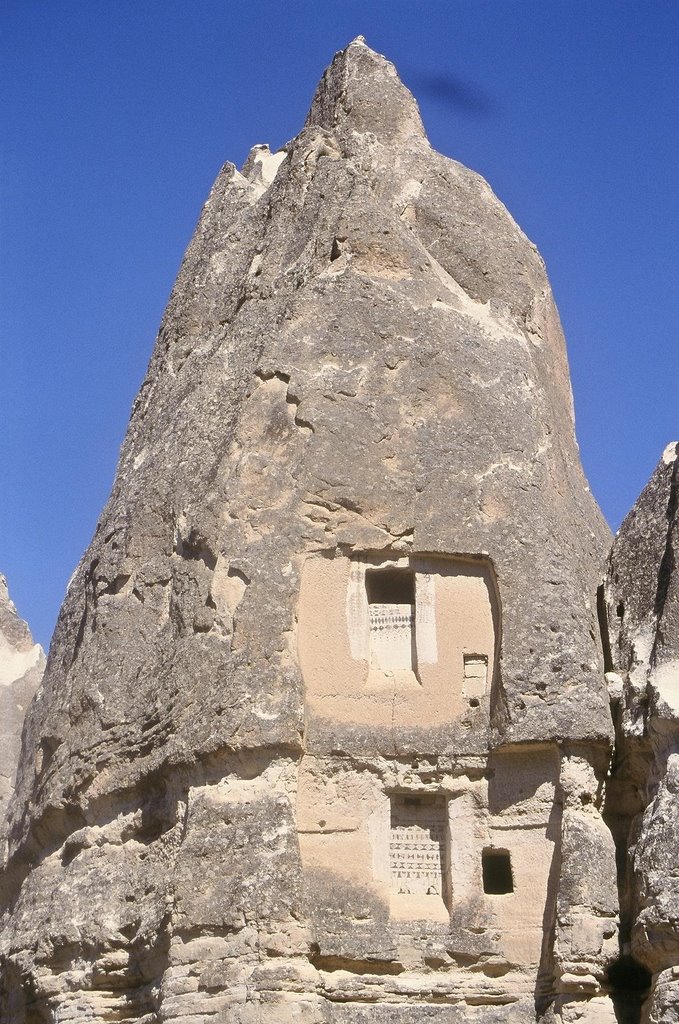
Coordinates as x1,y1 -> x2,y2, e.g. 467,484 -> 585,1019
603,443 -> 679,1022
0,38 -> 643,1024
0,576 -> 44,844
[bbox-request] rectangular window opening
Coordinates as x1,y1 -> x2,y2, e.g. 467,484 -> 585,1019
366,568 -> 416,673
389,793 -> 450,918
463,653 -> 488,701
482,848 -> 513,895
366,568 -> 415,605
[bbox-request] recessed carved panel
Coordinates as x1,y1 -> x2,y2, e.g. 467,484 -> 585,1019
368,604 -> 415,671
390,794 -> 447,899
298,552 -> 500,743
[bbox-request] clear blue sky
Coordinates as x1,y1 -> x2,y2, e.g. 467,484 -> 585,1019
3,1 -> 678,649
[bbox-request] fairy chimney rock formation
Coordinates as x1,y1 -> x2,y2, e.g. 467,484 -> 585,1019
0,576 -> 44,839
1,39 -> 630,1023
604,442 -> 679,1020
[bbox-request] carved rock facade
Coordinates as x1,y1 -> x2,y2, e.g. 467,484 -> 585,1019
0,38 -> 673,1024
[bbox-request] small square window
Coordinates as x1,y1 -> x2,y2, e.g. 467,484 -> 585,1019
482,848 -> 513,894
463,654 -> 488,679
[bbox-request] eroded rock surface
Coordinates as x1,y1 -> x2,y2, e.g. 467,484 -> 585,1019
604,443 -> 679,1023
1,39 -> 627,1023
0,576 -> 44,845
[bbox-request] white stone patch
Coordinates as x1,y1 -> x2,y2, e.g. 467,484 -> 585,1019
604,672 -> 624,702
210,556 -> 248,623
662,441 -> 679,465
426,248 -> 529,350
65,567 -> 78,595
258,148 -> 287,187
247,145 -> 287,197
248,253 -> 263,276
558,996 -> 618,1023
188,758 -> 295,808
0,640 -> 42,687
474,456 -> 525,483
394,177 -> 423,222
649,660 -> 679,717
628,624 -> 655,688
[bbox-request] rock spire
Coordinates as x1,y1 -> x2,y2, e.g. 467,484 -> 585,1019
603,443 -> 679,1020
0,576 -> 44,845
0,39 -> 644,1024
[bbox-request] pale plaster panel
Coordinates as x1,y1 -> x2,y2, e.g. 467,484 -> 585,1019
298,555 -> 368,715
415,556 -> 498,720
448,788 -> 486,908
298,830 -> 378,886
297,757 -> 390,907
297,756 -> 376,833
446,748 -> 560,966
299,552 -> 499,734
369,790 -> 392,888
297,752 -> 560,953
414,570 -> 437,664
486,826 -> 556,963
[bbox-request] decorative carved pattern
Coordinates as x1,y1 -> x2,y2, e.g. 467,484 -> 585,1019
390,795 -> 446,896
369,603 -> 415,670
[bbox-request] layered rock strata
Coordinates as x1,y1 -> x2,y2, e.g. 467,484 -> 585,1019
0,576 -> 44,844
0,39 -> 629,1023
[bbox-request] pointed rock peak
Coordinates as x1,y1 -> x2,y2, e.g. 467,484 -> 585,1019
662,441 -> 679,465
305,38 -> 425,144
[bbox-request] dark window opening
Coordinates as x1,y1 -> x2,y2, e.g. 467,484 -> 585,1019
482,848 -> 513,894
366,568 -> 416,673
366,568 -> 415,605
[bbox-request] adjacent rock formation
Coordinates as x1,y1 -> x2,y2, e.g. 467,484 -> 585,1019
1,37 -> 663,1024
0,576 -> 44,843
603,442 -> 679,1022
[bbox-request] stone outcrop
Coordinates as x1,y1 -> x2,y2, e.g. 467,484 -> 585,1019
603,442 -> 679,1022
1,37 -> 664,1024
0,576 -> 44,845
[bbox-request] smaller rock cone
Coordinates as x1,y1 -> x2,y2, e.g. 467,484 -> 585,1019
0,575 -> 44,840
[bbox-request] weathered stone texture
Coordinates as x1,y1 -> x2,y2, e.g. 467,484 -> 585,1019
0,575 -> 44,845
0,38 -> 649,1024
603,443 -> 679,1023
